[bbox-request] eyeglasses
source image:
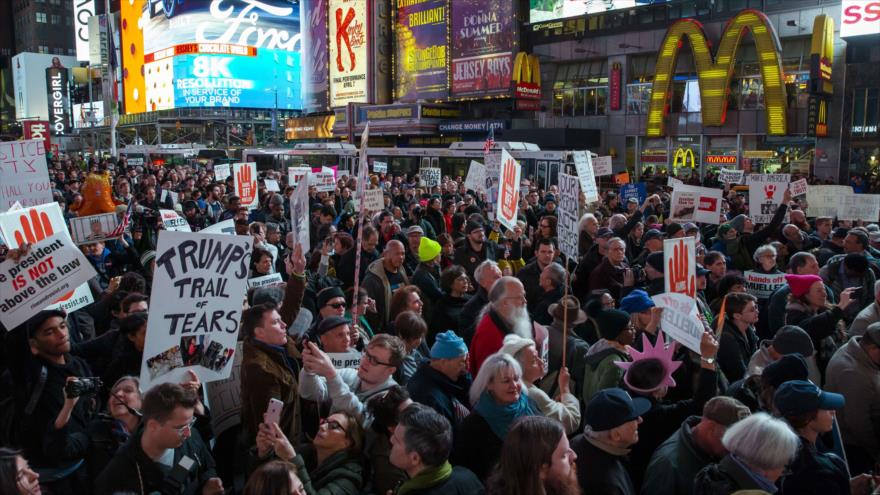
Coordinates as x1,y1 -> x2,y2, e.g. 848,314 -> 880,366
363,349 -> 395,367
171,417 -> 197,436
319,418 -> 346,432
326,302 -> 346,309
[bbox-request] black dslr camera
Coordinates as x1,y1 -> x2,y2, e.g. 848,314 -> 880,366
65,377 -> 103,398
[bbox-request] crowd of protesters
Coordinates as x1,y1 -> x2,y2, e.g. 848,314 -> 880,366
1,152 -> 880,495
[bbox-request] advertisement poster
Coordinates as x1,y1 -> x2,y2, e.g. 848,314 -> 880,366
74,0 -> 96,61
663,237 -> 696,297
45,66 -> 70,135
302,0 -> 330,110
140,231 -> 252,389
450,0 -> 516,98
670,184 -> 723,224
0,139 -> 52,212
744,271 -> 786,300
496,149 -> 521,231
22,121 -> 52,153
233,162 -> 259,210
0,234 -> 97,330
747,174 -> 790,224
0,203 -> 94,314
529,0 -> 649,23
557,173 -> 580,260
396,0 -> 448,101
329,0 -> 369,107
572,151 -> 599,203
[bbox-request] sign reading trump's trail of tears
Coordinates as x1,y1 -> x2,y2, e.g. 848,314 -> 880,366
140,231 -> 252,390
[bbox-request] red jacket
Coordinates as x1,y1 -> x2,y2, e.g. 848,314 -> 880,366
469,309 -> 548,377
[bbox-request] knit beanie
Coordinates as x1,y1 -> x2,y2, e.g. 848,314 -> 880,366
430,331 -> 468,359
140,250 -> 157,270
784,274 -> 823,298
418,237 -> 441,263
619,290 -> 655,314
316,286 -> 346,308
587,299 -> 631,341
499,334 -> 535,359
728,214 -> 747,233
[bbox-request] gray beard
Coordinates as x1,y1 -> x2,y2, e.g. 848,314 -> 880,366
506,306 -> 533,338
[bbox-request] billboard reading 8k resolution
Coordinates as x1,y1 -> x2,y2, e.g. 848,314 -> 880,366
451,0 -> 516,99
120,0 -> 302,113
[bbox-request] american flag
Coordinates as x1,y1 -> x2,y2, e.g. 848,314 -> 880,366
483,127 -> 495,154
107,200 -> 133,238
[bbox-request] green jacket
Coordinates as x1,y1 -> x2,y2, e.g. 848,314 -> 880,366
581,344 -> 629,404
293,449 -> 364,495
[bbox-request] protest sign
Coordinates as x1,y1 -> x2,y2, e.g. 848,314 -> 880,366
464,161 -> 485,193
290,175 -> 311,249
614,171 -> 630,185
68,213 -> 124,244
805,185 -> 852,218
372,161 -> 387,173
669,184 -> 723,224
484,153 -> 502,212
0,203 -> 94,313
593,155 -> 613,177
667,176 -> 683,188
789,178 -> 808,197
159,209 -> 191,232
247,273 -> 283,289
420,167 -> 441,188
264,179 -> 280,192
319,165 -> 337,178
213,164 -> 231,182
557,173 -> 580,260
140,230 -> 252,389
664,237 -> 696,297
652,292 -> 702,354
201,219 -> 235,235
313,171 -> 336,192
206,342 -> 243,436
233,162 -> 259,210
747,174 -> 790,224
361,188 -> 384,212
329,351 -> 362,369
620,183 -> 647,205
497,150 -> 522,231
0,234 -> 97,330
572,151 -> 599,203
0,139 -> 52,212
838,194 -> 880,222
288,167 -> 311,186
160,189 -> 179,207
719,168 -> 744,185
744,271 -> 786,300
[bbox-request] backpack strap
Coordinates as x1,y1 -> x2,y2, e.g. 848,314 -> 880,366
24,366 -> 47,416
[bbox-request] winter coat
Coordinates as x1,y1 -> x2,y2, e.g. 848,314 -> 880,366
825,337 -> 880,462
429,293 -> 471,344
571,434 -> 636,495
820,254 -> 876,321
784,299 -> 845,376
240,337 -> 302,447
458,288 -> 488,345
716,320 -> 759,383
412,263 -> 443,324
724,204 -> 788,271
516,260 -> 559,315
746,340 -> 821,385
337,246 -> 380,291
780,437 -> 850,495
767,283 -> 835,337
453,240 -> 497,283
298,366 -> 398,422
589,257 -> 632,302
362,259 -> 410,332
581,342 -> 629,405
641,416 -> 715,495
293,446 -> 364,495
394,465 -> 484,495
693,454 -> 778,495
406,361 -> 472,430
451,412 -> 503,482
849,301 -> 880,337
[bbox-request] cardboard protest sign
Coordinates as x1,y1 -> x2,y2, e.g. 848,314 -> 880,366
420,167 -> 441,188
312,171 -> 336,192
140,230 -> 252,389
747,174 -> 790,224
593,156 -> 613,177
572,151 -> 599,203
0,139 -> 52,212
620,183 -> 646,205
206,342 -> 243,436
652,292 -> 702,354
290,174 -> 311,249
372,161 -> 387,173
664,237 -> 696,297
0,203 -> 94,313
667,176 -> 683,188
805,185 -> 852,218
160,209 -> 192,232
68,213 -> 125,244
213,164 -> 231,182
744,271 -> 786,300
838,194 -> 880,222
288,167 -> 310,186
247,273 -> 283,289
233,162 -> 259,210
464,161 -> 485,193
719,168 -> 744,185
670,184 -> 723,224
264,179 -> 280,192
361,188 -> 384,212
557,173 -> 580,260
496,149 -> 521,231
0,234 -> 97,330
201,219 -> 235,235
789,178 -> 808,197
329,351 -> 362,369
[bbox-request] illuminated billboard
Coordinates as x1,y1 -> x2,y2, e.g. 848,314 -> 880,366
395,0 -> 448,102
329,0 -> 370,107
529,0 -> 664,23
450,0 -> 516,98
120,0 -> 302,114
302,0 -> 330,111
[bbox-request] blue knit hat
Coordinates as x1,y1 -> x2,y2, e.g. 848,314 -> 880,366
430,331 -> 468,359
619,290 -> 655,314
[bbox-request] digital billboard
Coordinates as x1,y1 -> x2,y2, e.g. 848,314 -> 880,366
450,0 -> 516,98
120,0 -> 303,113
529,0 -> 662,23
395,0 -> 448,102
46,67 -> 71,135
302,0 -> 330,111
329,0 -> 370,107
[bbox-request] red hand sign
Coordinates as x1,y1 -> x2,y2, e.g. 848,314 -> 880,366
500,158 -> 518,220
668,239 -> 696,297
12,208 -> 75,301
237,164 -> 256,206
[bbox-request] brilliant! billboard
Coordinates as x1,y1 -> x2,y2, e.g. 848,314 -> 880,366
120,0 -> 303,113
450,0 -> 516,99
395,0 -> 448,102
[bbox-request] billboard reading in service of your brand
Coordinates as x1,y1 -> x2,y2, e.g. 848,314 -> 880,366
450,0 -> 516,98
395,0 -> 448,102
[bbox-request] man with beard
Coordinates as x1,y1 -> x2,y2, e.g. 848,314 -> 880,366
454,221 -> 497,284
468,276 -> 547,376
487,416 -> 579,495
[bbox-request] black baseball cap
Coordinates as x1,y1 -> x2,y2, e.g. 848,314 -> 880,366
585,388 -> 651,431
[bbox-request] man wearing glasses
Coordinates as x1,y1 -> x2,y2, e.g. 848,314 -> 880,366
95,383 -> 222,495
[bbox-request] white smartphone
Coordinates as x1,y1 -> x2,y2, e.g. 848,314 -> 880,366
265,398 -> 283,426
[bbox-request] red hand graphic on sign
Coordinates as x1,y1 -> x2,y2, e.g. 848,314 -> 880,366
13,209 -> 75,301
668,239 -> 695,297
500,159 -> 517,221
237,165 -> 256,206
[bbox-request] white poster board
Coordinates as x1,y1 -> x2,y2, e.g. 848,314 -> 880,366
68,213 -> 125,244
747,174 -> 790,224
329,351 -> 362,369
201,219 -> 236,235
464,161 -> 485,192
160,209 -> 192,232
313,171 -> 336,192
805,185 -> 853,218
496,149 -> 522,231
838,194 -> 880,222
233,162 -> 259,210
140,231 -> 252,389
372,161 -> 387,173
789,178 -> 808,197
264,179 -> 280,192
290,175 -> 311,249
420,167 -> 441,188
719,168 -> 744,185
247,273 -> 283,289
663,237 -> 696,297
743,271 -> 786,300
652,292 -> 702,354
669,185 -> 723,224
0,139 -> 52,212
557,173 -> 580,260
361,188 -> 384,211
213,164 -> 231,182
0,234 -> 97,330
572,151 -> 599,203
593,155 -> 613,177
288,167 -> 311,186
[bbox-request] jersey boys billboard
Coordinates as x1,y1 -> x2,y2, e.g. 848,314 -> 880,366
450,0 -> 516,98
121,0 -> 303,113
329,0 -> 370,107
395,0 -> 447,102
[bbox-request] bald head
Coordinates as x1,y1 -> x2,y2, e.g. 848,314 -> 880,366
383,240 -> 406,272
489,276 -> 524,304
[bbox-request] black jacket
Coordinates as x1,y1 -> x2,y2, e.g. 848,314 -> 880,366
516,260 -> 548,315
430,293 -> 471,344
780,437 -> 850,495
715,320 -> 759,383
397,465 -> 484,495
458,289 -> 489,346
407,362 -> 472,429
571,434 -> 636,495
451,412 -> 503,482
337,246 -> 380,291
454,240 -> 497,284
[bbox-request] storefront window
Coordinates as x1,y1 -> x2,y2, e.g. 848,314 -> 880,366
739,77 -> 765,110
852,88 -> 880,136
552,87 -> 609,116
626,83 -> 652,114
